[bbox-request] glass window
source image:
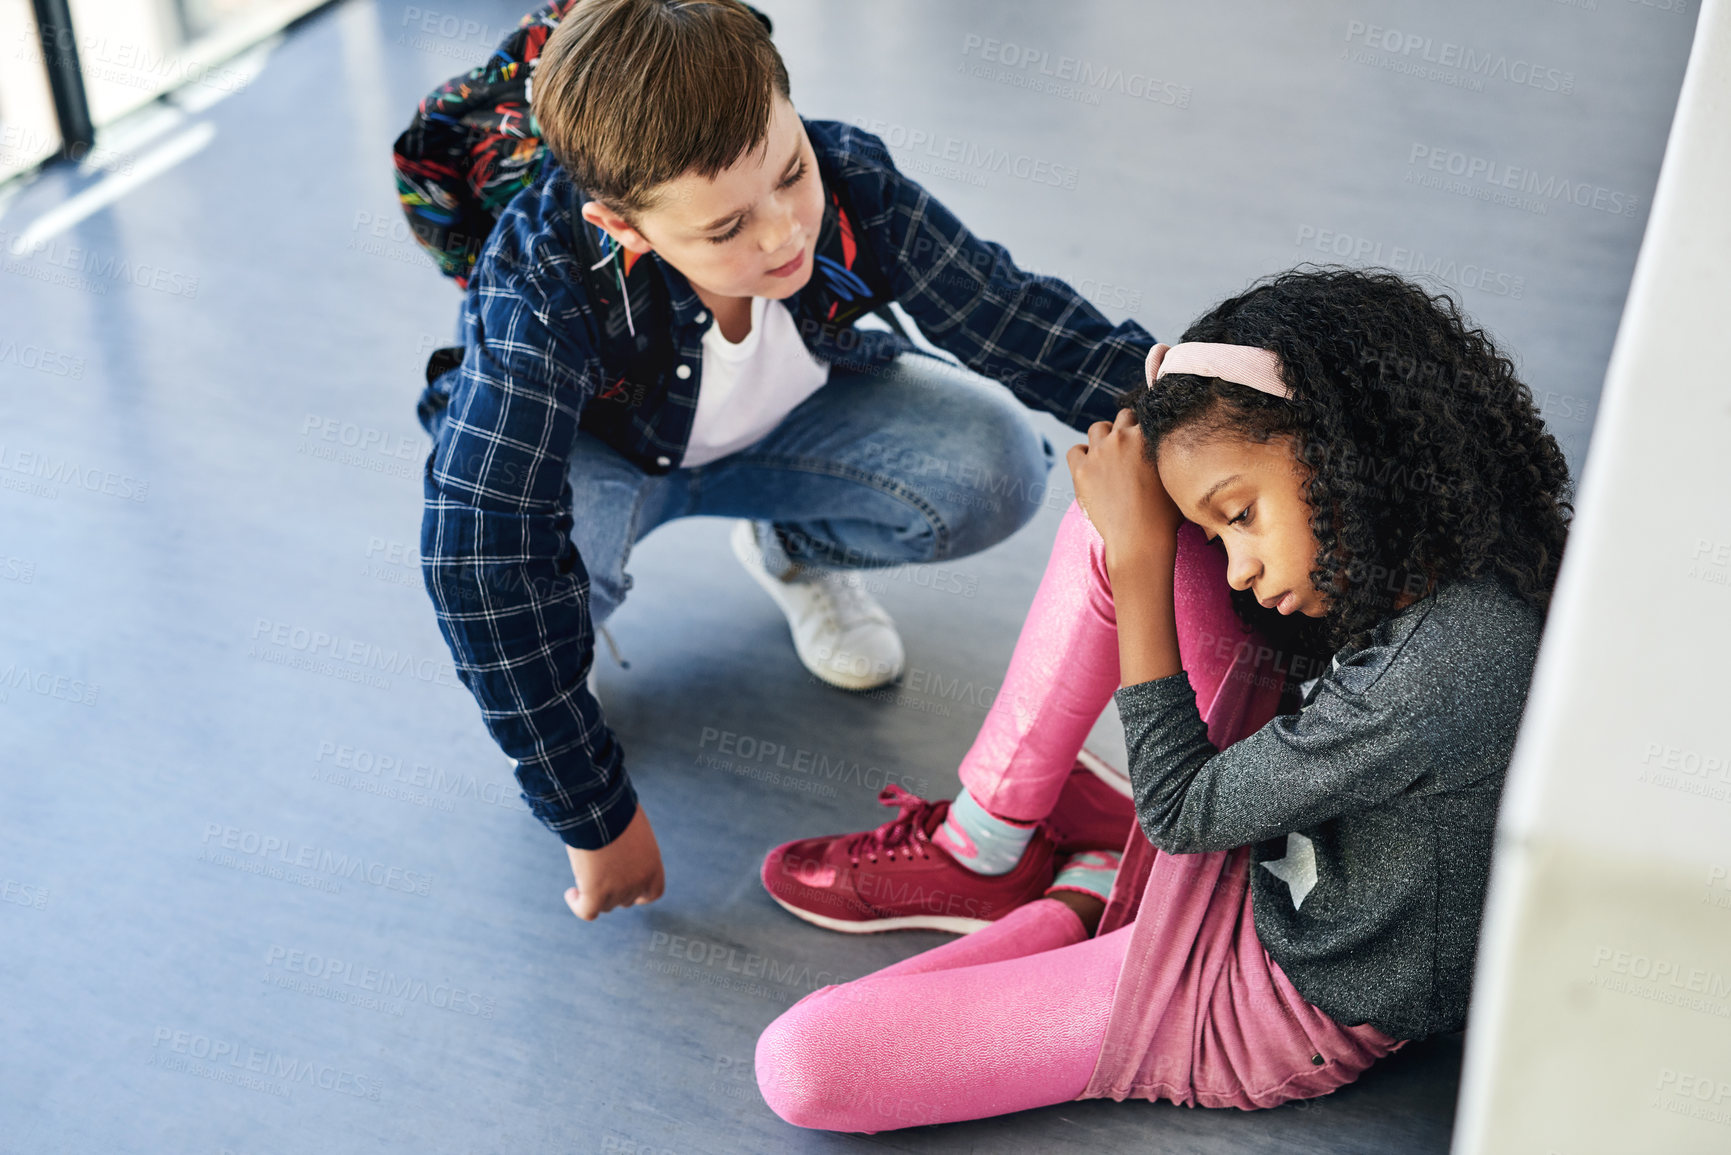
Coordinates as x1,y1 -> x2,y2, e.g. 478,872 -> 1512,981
0,0 -> 62,181
61,0 -> 325,128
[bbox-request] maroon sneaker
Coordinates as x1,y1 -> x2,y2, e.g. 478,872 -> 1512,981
1044,757 -> 1138,855
761,785 -> 1057,934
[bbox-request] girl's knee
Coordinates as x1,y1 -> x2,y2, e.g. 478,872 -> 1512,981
755,988 -> 869,1131
755,1004 -> 832,1129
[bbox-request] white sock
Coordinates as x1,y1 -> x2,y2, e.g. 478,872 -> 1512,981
933,787 -> 1036,875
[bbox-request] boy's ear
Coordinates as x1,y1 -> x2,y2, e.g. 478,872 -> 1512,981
580,200 -> 654,254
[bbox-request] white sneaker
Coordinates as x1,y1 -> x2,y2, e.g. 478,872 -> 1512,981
730,520 -> 906,691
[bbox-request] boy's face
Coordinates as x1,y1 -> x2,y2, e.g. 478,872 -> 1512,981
580,94 -> 824,303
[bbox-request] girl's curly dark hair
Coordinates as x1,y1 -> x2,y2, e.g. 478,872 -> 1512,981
1123,265 -> 1574,654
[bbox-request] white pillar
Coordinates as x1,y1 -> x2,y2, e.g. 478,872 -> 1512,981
1454,2 -> 1731,1152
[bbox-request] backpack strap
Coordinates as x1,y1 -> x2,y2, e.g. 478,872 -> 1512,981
809,173 -> 895,332
569,185 -> 676,432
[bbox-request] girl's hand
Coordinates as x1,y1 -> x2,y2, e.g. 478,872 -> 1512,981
1066,408 -> 1183,571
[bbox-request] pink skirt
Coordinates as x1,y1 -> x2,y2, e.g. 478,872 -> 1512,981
1086,837 -> 1406,1108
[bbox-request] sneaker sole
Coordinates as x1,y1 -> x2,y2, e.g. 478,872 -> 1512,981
729,521 -> 903,692
766,893 -> 990,935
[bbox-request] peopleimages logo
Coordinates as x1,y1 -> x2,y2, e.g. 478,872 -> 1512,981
1294,225 -> 1527,300
0,338 -> 85,378
29,25 -> 254,95
263,944 -> 496,1018
1344,21 -> 1576,93
0,442 -> 150,502
958,34 -> 1191,108
1406,144 -> 1639,217
149,1027 -> 382,1101
851,117 -> 1081,190
0,227 -> 200,297
199,823 -> 435,896
0,664 -> 100,707
248,618 -> 461,690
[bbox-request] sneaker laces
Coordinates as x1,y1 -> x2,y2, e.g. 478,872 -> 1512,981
596,623 -> 630,669
788,566 -> 894,633
841,784 -> 944,866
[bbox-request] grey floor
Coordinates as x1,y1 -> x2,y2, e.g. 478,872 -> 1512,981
0,1 -> 1698,1152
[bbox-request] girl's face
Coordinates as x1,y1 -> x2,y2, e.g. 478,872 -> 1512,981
1157,431 -> 1329,618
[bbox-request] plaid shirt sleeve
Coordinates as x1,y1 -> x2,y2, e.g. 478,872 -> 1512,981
813,120 -> 1155,427
420,181 -> 637,851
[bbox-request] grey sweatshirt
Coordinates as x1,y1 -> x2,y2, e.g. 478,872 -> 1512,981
1114,576 -> 1543,1041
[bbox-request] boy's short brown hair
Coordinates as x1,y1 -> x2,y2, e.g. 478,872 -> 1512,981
532,0 -> 791,219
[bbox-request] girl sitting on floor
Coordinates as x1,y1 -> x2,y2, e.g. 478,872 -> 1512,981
752,266 -> 1574,1131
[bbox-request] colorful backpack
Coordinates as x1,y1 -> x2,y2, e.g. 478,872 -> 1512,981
392,0 -> 898,421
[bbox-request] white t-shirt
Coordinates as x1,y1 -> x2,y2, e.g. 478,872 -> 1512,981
680,295 -> 831,468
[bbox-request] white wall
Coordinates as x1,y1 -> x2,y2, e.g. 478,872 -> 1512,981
1454,2 -> 1731,1151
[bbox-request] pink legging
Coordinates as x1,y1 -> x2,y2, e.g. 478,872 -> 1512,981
759,897 -> 1117,1130
756,501 -> 1371,1131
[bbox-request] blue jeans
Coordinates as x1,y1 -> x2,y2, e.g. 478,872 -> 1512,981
568,353 -> 1058,625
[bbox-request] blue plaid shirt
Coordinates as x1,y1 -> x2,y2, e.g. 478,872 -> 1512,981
419,118 -> 1155,850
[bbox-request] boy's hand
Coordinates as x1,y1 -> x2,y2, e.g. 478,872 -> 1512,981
1066,408 -> 1183,570
564,805 -> 665,921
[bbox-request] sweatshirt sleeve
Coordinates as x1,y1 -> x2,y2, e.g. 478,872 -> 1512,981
1114,596 -> 1492,853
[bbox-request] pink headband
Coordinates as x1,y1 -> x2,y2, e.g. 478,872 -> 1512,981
1145,342 -> 1291,400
